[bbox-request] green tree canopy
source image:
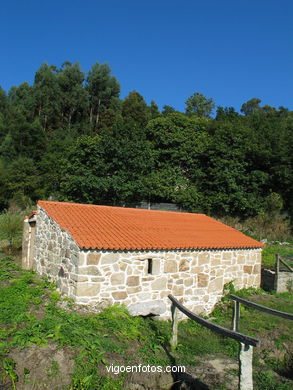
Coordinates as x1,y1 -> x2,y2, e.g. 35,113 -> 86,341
185,92 -> 215,117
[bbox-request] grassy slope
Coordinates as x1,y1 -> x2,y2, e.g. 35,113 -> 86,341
0,255 -> 292,390
262,243 -> 293,268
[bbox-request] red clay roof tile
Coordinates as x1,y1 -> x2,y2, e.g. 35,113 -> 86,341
37,200 -> 264,251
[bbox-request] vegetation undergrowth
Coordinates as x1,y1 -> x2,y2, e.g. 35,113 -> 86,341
262,244 -> 293,269
0,256 -> 292,390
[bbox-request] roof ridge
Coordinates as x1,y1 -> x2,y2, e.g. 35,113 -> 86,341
37,200 -> 206,217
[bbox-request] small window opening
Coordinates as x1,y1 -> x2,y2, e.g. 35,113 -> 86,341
147,258 -> 153,274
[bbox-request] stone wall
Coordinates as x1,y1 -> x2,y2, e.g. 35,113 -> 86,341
275,271 -> 293,293
74,248 -> 262,319
33,206 -> 79,297
32,206 -> 262,319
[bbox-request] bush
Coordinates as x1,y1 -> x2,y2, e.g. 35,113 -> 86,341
243,213 -> 292,241
0,210 -> 23,253
220,213 -> 292,242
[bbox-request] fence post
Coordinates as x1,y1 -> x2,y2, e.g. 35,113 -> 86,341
170,302 -> 179,350
232,301 -> 240,332
274,254 -> 280,291
239,343 -> 253,390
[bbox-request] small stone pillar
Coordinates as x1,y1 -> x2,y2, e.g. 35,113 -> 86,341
239,343 -> 253,390
22,217 -> 36,270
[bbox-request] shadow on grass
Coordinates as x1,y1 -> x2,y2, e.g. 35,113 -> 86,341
149,319 -> 210,390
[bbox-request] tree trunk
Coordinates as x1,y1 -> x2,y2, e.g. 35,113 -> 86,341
89,107 -> 93,124
95,98 -> 101,129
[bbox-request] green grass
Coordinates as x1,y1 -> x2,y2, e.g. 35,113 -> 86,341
0,255 -> 292,390
262,244 -> 293,268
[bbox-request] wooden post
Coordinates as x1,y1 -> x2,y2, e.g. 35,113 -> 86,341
232,301 -> 240,332
170,302 -> 179,350
239,343 -> 253,390
274,254 -> 280,291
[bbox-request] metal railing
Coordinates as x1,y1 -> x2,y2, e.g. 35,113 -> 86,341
168,294 -> 259,390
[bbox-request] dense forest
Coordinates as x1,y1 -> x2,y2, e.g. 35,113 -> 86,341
0,61 -> 292,224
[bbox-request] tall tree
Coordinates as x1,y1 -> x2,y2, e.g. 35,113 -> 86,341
122,91 -> 149,128
8,82 -> 35,120
162,105 -> 176,115
240,98 -> 261,116
148,100 -> 160,119
185,92 -> 215,117
57,62 -> 87,130
33,63 -> 61,131
86,63 -> 120,133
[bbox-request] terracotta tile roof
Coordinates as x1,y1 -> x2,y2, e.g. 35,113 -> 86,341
37,201 -> 264,251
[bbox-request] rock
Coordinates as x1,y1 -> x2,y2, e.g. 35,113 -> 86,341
128,300 -> 166,316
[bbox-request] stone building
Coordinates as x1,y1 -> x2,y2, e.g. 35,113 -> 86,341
22,201 -> 264,318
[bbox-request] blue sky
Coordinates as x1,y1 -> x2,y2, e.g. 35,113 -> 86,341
0,0 -> 292,112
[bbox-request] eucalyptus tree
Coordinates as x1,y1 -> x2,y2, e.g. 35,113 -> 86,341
86,63 -> 120,133
33,63 -> 61,131
57,62 -> 87,130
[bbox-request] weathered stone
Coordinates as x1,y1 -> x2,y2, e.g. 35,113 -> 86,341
110,272 -> 125,285
198,252 -> 209,265
244,266 -> 253,274
151,258 -> 161,275
151,277 -> 167,290
179,259 -> 189,272
239,343 -> 253,390
76,252 -> 84,266
142,276 -> 154,281
119,263 -> 127,271
160,291 -> 169,298
172,285 -> 183,296
87,252 -> 101,265
164,260 -> 177,273
137,292 -> 151,300
216,269 -> 224,277
237,255 -> 245,264
72,274 -> 89,282
211,258 -> 221,266
128,300 -> 166,316
101,253 -> 119,265
208,277 -> 223,293
91,277 -> 105,282
78,266 -> 101,276
75,283 -> 100,296
198,273 -> 209,287
184,278 -> 194,287
113,263 -> 119,272
191,266 -> 204,274
165,253 -> 176,260
226,266 -> 239,273
112,291 -> 127,300
126,267 -> 132,275
191,304 -> 205,315
65,249 -> 71,258
70,243 -> 79,252
127,276 -> 140,286
222,252 -> 232,260
127,286 -> 142,294
203,295 -> 209,302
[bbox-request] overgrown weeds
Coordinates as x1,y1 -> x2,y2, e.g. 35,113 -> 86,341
0,256 -> 292,390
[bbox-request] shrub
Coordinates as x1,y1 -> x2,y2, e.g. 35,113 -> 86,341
0,210 -> 23,253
